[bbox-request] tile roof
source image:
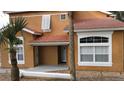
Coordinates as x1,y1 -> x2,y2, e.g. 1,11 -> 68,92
73,18 -> 124,30
32,34 -> 69,43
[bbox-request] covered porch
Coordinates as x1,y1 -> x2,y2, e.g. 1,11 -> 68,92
21,34 -> 70,79
30,34 -> 69,67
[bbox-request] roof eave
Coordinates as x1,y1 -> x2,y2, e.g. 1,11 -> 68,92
100,11 -> 116,17
74,27 -> 124,32
65,27 -> 124,32
29,42 -> 69,46
4,11 -> 30,14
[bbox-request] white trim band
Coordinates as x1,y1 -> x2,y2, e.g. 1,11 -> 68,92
22,28 -> 41,35
10,12 -> 68,18
30,42 -> 69,46
64,27 -> 124,32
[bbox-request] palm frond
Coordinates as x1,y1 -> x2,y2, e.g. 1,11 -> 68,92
13,37 -> 22,45
13,17 -> 27,34
0,17 -> 27,49
0,32 -> 8,47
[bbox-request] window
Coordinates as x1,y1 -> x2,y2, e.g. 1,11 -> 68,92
78,32 -> 113,66
41,15 -> 51,32
80,36 -> 108,43
16,46 -> 24,61
16,37 -> 24,64
8,37 -> 25,64
80,46 -> 109,62
60,14 -> 67,21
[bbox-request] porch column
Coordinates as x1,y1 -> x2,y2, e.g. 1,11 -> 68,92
34,46 -> 39,66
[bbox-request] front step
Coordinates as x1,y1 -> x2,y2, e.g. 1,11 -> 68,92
20,70 -> 72,79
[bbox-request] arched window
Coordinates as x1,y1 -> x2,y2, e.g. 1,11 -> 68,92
80,36 -> 108,43
78,32 -> 113,66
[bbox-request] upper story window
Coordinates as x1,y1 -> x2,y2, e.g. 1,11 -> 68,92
78,32 -> 113,66
60,14 -> 67,21
41,15 -> 51,32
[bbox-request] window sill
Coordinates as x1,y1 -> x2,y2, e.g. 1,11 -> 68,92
42,29 -> 51,32
8,61 -> 25,64
78,62 -> 112,67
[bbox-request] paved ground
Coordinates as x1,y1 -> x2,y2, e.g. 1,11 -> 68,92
1,68 -> 124,81
23,65 -> 69,72
1,73 -> 124,81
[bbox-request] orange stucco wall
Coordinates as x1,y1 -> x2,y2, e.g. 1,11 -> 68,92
73,11 -> 109,21
9,11 -> 110,35
39,46 -> 58,65
1,31 -> 35,68
9,11 -> 69,35
2,11 -> 124,72
72,31 -> 124,72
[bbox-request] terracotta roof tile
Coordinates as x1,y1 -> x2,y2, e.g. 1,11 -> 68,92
32,34 -> 69,43
74,18 -> 124,30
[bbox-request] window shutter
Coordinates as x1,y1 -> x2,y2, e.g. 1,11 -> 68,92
42,15 -> 51,32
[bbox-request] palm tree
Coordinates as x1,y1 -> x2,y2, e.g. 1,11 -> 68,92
0,17 -> 27,81
68,11 -> 76,81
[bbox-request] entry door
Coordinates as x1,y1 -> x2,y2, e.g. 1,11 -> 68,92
60,46 -> 66,63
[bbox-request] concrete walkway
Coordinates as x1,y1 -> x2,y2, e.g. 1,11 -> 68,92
21,65 -> 69,72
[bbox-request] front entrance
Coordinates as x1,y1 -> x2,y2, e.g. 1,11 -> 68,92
58,46 -> 66,64
34,46 -> 67,66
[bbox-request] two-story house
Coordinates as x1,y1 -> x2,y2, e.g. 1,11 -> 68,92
1,11 -> 124,74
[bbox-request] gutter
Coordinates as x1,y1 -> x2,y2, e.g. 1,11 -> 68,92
29,42 -> 69,46
64,27 -> 124,32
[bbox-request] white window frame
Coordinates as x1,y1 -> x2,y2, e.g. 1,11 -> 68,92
77,31 -> 113,66
60,14 -> 67,21
41,15 -> 51,32
8,37 -> 25,64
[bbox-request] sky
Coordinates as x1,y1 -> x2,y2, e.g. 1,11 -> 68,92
0,11 -> 9,29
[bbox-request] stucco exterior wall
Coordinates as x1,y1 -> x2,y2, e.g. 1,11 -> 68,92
3,11 -> 123,72
10,11 -> 69,36
72,31 -> 124,72
39,46 -> 58,65
1,32 -> 34,68
2,11 -> 70,68
73,11 -> 110,21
